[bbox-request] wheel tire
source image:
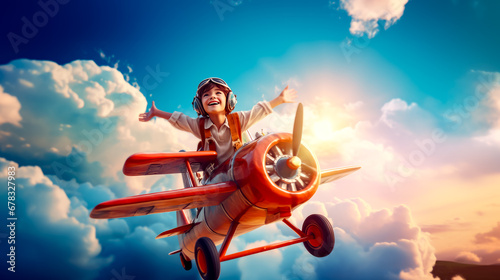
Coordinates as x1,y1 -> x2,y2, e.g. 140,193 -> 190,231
180,252 -> 192,271
195,237 -> 221,280
302,214 -> 335,257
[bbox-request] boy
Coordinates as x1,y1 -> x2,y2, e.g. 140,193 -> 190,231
138,77 -> 297,174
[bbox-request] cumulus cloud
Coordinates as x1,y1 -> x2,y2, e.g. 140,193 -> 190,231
0,59 -> 195,194
234,198 -> 437,280
381,99 -> 416,126
471,72 -> 500,146
0,85 -> 22,126
0,157 -> 110,279
340,0 -> 409,38
295,199 -> 437,279
0,156 -> 189,280
469,249 -> 500,265
0,59 -> 203,279
455,251 -> 481,264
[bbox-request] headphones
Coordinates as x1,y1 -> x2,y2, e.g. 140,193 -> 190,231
192,79 -> 237,117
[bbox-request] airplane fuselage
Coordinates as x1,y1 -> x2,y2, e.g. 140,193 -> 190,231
178,133 -> 320,260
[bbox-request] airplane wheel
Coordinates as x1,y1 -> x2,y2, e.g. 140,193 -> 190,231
195,237 -> 220,280
302,214 -> 335,257
180,252 -> 192,271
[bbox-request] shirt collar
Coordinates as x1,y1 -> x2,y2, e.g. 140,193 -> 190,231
204,116 -> 230,130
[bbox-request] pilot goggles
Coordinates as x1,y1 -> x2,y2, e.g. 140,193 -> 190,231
197,77 -> 231,94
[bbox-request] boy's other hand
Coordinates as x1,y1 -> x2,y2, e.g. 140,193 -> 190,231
139,101 -> 157,122
279,85 -> 297,103
270,85 -> 297,108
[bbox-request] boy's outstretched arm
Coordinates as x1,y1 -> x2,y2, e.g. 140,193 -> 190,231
269,85 -> 298,109
138,101 -> 172,122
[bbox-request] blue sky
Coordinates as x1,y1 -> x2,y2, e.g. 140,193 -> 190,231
1,1 -> 500,280
2,0 -> 499,112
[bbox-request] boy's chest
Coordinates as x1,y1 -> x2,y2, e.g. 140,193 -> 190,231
210,126 -> 231,143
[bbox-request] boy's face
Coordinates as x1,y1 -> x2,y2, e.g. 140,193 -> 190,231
201,86 -> 227,116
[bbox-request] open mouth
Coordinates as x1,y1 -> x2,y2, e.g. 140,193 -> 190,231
208,101 -> 220,106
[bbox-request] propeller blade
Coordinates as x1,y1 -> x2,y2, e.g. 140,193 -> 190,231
292,103 -> 303,156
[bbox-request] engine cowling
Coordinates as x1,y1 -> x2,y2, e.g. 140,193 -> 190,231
231,133 -> 320,211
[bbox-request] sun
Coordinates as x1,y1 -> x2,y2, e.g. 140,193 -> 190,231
311,119 -> 336,141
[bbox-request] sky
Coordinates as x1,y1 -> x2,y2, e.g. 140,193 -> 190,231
1,0 -> 500,279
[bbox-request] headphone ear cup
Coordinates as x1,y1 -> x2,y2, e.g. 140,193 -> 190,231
226,91 -> 237,112
192,96 -> 206,116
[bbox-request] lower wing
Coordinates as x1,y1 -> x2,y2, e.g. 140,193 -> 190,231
90,182 -> 237,219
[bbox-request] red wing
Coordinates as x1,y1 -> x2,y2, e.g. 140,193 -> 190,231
320,166 -> 361,184
123,151 -> 217,176
90,182 -> 237,219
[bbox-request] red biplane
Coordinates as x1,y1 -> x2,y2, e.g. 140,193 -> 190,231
90,104 -> 360,280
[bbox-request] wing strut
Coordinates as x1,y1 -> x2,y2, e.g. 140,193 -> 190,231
185,159 -> 198,188
217,219 -> 313,262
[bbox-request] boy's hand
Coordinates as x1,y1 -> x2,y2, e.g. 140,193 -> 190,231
279,85 -> 297,103
270,85 -> 297,108
139,101 -> 157,122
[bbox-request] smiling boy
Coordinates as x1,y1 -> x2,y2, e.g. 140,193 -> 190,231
139,77 -> 297,172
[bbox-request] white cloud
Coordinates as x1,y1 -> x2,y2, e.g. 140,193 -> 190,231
0,59 -> 203,278
0,156 -> 187,279
233,197 -> 436,280
0,59 -> 196,194
455,251 -> 481,264
350,19 -> 380,38
0,157 -> 111,278
472,78 -> 500,146
19,78 -> 34,87
278,198 -> 437,279
340,0 -> 409,38
380,98 -> 434,132
344,100 -> 364,111
0,85 -> 22,126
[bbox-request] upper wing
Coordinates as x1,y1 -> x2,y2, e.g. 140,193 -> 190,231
320,166 -> 361,185
123,151 -> 217,176
90,182 -> 237,219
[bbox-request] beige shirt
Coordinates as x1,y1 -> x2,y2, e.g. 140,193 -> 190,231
168,101 -> 273,164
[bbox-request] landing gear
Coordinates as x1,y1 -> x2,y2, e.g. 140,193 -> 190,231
179,252 -> 192,271
195,237 -> 221,280
302,214 -> 335,257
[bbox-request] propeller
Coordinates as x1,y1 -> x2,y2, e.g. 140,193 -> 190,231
266,103 -> 310,191
286,103 -> 303,170
292,103 -> 303,157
